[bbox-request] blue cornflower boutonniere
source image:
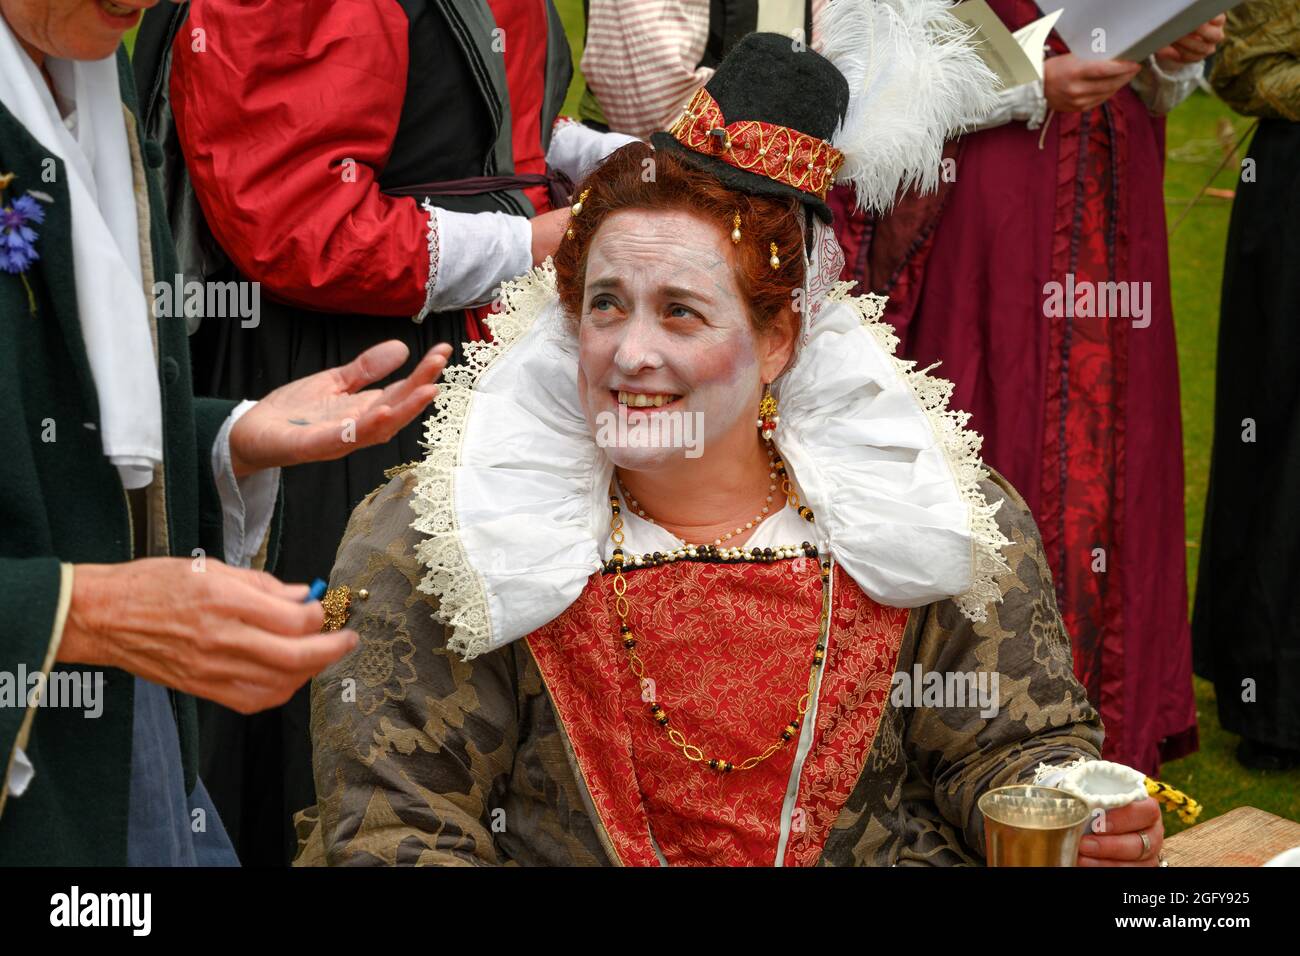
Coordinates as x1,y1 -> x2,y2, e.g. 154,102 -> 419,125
0,171 -> 51,315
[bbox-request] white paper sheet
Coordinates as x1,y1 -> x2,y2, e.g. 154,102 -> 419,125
953,1 -> 1063,89
1053,0 -> 1245,62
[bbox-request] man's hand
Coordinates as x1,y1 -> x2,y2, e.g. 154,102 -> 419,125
1155,15 -> 1226,67
1076,797 -> 1165,867
1044,54 -> 1143,113
60,559 -> 357,715
228,340 -> 452,478
531,207 -> 572,266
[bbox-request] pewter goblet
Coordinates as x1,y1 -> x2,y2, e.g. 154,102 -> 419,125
979,785 -> 1091,866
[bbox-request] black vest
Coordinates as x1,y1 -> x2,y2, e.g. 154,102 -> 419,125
134,0 -> 573,294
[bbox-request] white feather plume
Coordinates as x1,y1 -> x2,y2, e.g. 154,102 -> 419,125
820,0 -> 1000,213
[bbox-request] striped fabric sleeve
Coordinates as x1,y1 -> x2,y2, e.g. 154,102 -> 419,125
581,0 -> 714,139
582,0 -> 830,140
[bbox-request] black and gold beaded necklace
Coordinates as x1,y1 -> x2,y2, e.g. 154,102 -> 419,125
605,454 -> 832,774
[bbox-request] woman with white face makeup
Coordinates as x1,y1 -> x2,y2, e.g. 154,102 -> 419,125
298,6 -> 1179,868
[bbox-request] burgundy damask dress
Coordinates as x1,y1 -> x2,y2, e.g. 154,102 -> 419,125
830,0 -> 1197,774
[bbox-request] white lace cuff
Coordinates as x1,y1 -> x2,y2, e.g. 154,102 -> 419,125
1031,757 -> 1093,788
1034,759 -> 1149,813
416,205 -> 533,320
212,400 -> 279,570
1132,55 -> 1203,114
963,79 -> 1049,133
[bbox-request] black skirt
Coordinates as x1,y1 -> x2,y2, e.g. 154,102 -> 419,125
1192,118 -> 1300,751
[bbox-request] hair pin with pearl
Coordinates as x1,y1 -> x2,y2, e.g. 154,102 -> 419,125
565,188 -> 591,240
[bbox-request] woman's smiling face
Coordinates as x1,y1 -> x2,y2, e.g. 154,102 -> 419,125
576,207 -> 790,471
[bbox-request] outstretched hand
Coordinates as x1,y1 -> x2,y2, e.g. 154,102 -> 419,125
229,341 -> 453,478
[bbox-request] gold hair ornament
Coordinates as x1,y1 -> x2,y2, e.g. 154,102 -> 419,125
565,188 -> 591,240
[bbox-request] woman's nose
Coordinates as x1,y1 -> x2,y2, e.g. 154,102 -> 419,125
613,315 -> 664,374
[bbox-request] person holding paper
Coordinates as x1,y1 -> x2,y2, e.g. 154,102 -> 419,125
830,0 -> 1224,777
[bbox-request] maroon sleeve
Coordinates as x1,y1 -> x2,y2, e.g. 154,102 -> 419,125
171,0 -> 429,315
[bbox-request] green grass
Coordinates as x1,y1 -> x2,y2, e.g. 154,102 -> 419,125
129,5 -> 1297,833
555,0 -> 587,116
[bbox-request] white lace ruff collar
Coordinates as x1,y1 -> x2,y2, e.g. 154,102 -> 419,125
411,225 -> 1011,660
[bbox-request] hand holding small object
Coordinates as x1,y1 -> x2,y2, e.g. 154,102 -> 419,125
57,559 -> 357,715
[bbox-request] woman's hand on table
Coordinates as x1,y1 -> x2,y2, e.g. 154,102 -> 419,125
228,341 -> 453,478
1077,797 -> 1165,866
58,558 -> 357,714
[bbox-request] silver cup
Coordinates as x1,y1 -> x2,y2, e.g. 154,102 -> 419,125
978,785 -> 1091,867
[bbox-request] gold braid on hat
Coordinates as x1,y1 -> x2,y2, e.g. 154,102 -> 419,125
668,87 -> 845,201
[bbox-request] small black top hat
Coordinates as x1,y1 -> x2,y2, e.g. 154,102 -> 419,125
650,32 -> 850,223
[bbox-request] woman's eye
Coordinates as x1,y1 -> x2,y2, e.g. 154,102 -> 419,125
590,295 -> 616,312
668,305 -> 699,320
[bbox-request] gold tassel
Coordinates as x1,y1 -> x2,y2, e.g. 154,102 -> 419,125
1144,777 -> 1203,825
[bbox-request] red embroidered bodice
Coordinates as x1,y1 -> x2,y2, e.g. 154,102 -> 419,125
525,556 -> 910,866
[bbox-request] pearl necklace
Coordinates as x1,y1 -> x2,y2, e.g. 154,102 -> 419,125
615,447 -> 779,547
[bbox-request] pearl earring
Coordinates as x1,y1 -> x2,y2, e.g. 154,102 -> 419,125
757,384 -> 779,441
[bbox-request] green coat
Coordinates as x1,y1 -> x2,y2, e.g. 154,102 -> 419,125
0,50 -> 279,865
1210,0 -> 1300,121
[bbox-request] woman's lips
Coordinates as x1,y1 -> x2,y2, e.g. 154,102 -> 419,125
96,0 -> 144,29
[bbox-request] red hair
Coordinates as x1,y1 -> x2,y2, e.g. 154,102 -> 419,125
553,142 -> 806,338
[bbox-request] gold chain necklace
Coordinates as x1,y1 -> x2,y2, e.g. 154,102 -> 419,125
607,456 -> 831,774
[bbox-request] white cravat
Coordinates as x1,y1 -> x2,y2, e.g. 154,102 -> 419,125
0,19 -> 163,489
